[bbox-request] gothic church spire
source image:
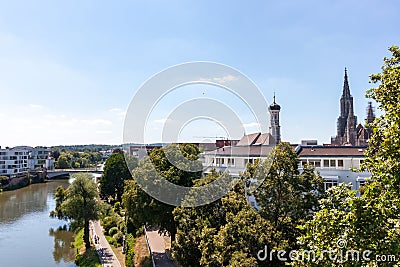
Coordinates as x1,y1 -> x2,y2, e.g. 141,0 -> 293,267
342,67 -> 351,98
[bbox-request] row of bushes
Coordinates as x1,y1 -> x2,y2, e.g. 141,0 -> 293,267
101,202 -> 125,247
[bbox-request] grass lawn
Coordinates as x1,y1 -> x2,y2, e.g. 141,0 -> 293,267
73,229 -> 102,267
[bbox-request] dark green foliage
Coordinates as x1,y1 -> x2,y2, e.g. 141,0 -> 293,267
123,143 -> 202,241
173,175 -> 277,266
113,231 -> 123,244
54,151 -> 103,169
99,151 -> 133,201
125,233 -> 135,267
50,186 -> 66,219
52,144 -> 118,153
109,226 -> 118,236
255,142 -> 324,251
102,215 -> 120,234
0,176 -> 9,187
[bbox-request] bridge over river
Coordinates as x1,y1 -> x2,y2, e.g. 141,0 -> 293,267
47,167 -> 103,179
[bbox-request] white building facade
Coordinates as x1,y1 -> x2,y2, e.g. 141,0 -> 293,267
0,146 -> 54,177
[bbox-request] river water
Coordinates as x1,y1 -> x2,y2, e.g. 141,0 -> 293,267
0,179 -> 76,267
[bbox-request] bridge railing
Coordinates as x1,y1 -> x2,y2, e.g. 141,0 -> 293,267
49,168 -> 102,173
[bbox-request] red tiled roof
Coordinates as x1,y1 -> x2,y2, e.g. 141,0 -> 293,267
236,133 -> 261,146
298,146 -> 367,157
205,145 -> 274,157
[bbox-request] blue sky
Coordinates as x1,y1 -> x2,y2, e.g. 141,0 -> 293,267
0,0 -> 399,146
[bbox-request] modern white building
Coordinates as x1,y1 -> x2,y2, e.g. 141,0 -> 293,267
297,145 -> 370,191
0,146 -> 54,177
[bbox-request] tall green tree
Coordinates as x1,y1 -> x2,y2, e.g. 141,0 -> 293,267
99,151 -> 134,201
255,142 -> 324,251
51,173 -> 101,249
172,172 -> 227,266
294,46 -> 400,267
173,172 -> 278,266
123,143 -> 202,241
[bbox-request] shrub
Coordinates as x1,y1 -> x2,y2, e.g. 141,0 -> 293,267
113,231 -> 123,244
102,216 -> 118,233
125,234 -> 135,267
109,227 -> 118,236
118,220 -> 126,233
113,201 -> 121,213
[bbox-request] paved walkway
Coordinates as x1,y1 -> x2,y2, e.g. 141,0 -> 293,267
145,228 -> 175,267
90,220 -> 122,267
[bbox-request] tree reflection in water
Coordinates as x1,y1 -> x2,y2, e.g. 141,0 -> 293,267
49,225 -> 75,264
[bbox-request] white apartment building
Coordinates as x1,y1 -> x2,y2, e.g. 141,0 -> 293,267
0,147 -> 29,176
0,146 -> 54,177
296,145 -> 370,191
203,141 -> 370,192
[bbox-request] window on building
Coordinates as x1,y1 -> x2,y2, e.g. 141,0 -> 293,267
245,158 -> 254,165
323,159 -> 329,167
338,160 -> 344,167
227,158 -> 235,166
324,179 -> 338,190
308,160 -> 321,167
330,160 -> 336,167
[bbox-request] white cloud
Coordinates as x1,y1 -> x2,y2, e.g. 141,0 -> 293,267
44,114 -> 57,119
80,119 -> 112,126
109,108 -> 127,117
29,104 -> 44,109
95,130 -> 113,134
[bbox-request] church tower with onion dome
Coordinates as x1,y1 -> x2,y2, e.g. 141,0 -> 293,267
269,94 -> 281,144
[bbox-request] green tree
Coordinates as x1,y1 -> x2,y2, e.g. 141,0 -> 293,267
123,143 -> 202,241
255,142 -> 324,251
50,186 -> 66,219
99,151 -> 133,202
55,155 -> 70,169
51,173 -> 101,249
202,179 -> 275,266
294,46 -> 400,267
172,172 -> 227,266
173,173 -> 277,266
0,175 -> 9,187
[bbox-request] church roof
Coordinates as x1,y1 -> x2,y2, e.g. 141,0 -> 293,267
236,132 -> 276,146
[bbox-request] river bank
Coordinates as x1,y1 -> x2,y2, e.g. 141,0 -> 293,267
0,170 -> 48,191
